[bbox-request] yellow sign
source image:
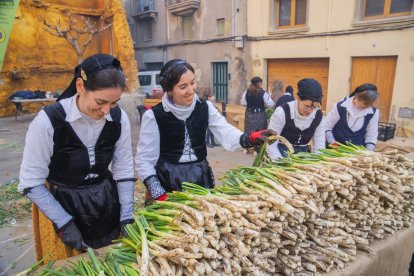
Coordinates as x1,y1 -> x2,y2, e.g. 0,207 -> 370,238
0,0 -> 20,71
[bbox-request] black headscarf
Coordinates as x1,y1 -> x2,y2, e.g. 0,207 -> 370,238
297,78 -> 323,103
57,54 -> 123,102
350,83 -> 378,98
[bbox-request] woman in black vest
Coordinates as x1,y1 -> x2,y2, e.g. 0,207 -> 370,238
18,54 -> 135,257
136,60 -> 275,201
325,83 -> 379,150
241,76 -> 275,133
275,85 -> 295,108
267,78 -> 326,159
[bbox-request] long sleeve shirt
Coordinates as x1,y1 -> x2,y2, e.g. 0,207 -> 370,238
136,100 -> 243,182
240,90 -> 275,108
18,95 -> 135,226
325,96 -> 379,151
267,100 -> 326,159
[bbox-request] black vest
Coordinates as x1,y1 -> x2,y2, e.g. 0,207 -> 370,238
280,103 -> 323,145
152,100 -> 209,164
44,103 -> 122,187
275,94 -> 295,108
332,98 -> 376,146
246,90 -> 265,112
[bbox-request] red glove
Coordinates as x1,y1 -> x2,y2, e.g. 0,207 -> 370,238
156,194 -> 167,201
145,105 -> 152,110
249,129 -> 277,145
330,142 -> 339,148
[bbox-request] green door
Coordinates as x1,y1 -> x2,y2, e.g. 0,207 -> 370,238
212,62 -> 228,103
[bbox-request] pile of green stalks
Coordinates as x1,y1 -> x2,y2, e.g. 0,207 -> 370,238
37,143 -> 414,276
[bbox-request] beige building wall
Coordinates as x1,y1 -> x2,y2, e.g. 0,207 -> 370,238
246,0 -> 414,135
129,0 -> 249,102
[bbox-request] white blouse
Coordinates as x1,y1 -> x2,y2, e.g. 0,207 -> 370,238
324,96 -> 379,150
18,95 -> 135,192
136,100 -> 243,181
240,90 -> 275,108
267,100 -> 326,159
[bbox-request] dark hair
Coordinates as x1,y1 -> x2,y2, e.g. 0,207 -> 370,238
247,76 -> 263,95
297,78 -> 323,103
57,54 -> 125,102
159,59 -> 194,92
251,76 -> 262,86
350,83 -> 377,96
286,85 -> 293,94
351,83 -> 379,106
204,88 -> 214,100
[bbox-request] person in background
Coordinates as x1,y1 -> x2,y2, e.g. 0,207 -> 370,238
204,89 -> 220,148
275,85 -> 295,108
136,59 -> 275,201
325,83 -> 379,150
240,76 -> 275,134
267,78 -> 325,159
18,54 -> 135,259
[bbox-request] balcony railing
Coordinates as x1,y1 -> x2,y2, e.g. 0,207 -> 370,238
137,0 -> 155,13
133,0 -> 158,22
167,0 -> 200,16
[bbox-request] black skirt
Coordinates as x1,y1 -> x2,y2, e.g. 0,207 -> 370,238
155,158 -> 215,192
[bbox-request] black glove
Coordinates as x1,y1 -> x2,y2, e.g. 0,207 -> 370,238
120,219 -> 134,237
57,219 -> 84,250
240,129 -> 278,148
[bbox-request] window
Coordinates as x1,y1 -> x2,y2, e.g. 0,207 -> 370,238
216,18 -> 225,35
142,21 -> 152,41
363,0 -> 413,19
275,0 -> 307,28
138,75 -> 151,86
183,15 -> 193,40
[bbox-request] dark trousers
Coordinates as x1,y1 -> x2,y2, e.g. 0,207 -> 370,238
206,128 -> 216,145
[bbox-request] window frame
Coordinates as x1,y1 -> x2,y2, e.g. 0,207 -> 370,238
275,0 -> 307,29
142,21 -> 153,42
182,15 -> 194,40
362,0 -> 413,20
216,18 -> 225,36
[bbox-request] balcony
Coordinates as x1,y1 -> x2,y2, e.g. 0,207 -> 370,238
167,0 -> 200,16
132,0 -> 158,22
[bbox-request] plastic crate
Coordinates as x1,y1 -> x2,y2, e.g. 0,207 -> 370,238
378,122 -> 396,142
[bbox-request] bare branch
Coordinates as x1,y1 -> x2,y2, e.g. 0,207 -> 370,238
39,13 -> 113,62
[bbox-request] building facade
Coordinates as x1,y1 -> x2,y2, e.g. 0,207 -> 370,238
126,0 -> 414,136
125,0 -> 249,103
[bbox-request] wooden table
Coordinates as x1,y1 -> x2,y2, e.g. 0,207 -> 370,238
9,98 -> 56,120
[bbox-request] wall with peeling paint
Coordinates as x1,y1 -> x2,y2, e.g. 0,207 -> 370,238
0,0 -> 137,117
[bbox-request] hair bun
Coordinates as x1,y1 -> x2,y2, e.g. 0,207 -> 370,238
112,58 -> 121,68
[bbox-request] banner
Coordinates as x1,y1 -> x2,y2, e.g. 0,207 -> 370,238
0,0 -> 19,71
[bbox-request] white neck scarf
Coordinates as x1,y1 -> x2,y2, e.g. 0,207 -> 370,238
161,92 -> 199,121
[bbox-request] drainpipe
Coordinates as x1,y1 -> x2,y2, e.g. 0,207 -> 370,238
164,0 -> 170,63
232,0 -> 236,38
326,0 -> 333,51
